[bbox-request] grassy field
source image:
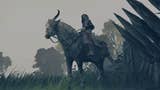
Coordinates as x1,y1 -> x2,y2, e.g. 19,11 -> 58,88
0,71 -> 159,90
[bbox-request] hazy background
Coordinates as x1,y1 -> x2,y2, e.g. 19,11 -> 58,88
0,0 -> 158,73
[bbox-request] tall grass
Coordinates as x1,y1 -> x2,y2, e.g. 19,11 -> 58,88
0,71 -> 159,90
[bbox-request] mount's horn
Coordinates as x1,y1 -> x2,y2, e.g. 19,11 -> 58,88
53,10 -> 60,20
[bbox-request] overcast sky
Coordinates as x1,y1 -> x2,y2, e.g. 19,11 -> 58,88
0,0 -> 158,73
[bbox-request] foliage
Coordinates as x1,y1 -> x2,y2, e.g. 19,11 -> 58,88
0,70 -> 159,90
0,52 -> 12,74
97,20 -> 124,59
33,47 -> 65,76
114,0 -> 160,87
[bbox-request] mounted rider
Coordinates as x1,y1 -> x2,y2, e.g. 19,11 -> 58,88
80,14 -> 95,56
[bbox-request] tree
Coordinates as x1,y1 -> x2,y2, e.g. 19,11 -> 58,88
0,52 -> 12,74
98,20 -> 124,60
33,47 -> 65,76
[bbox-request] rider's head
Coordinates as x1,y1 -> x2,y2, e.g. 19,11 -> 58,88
81,14 -> 89,23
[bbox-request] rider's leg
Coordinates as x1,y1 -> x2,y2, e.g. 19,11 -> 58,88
86,44 -> 94,56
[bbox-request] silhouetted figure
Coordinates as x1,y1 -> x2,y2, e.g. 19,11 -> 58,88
80,14 -> 95,56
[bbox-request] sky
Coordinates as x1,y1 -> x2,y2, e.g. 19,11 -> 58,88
0,0 -> 158,73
